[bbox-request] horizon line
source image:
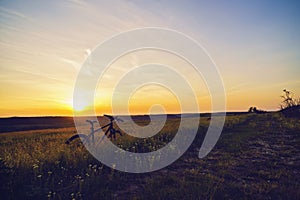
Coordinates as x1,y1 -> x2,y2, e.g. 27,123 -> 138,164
0,110 -> 279,118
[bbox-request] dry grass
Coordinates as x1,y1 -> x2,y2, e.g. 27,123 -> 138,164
0,113 -> 299,199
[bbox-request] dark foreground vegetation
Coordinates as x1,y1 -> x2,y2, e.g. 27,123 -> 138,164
0,112 -> 299,199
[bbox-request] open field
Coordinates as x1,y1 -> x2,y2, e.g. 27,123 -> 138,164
0,112 -> 299,199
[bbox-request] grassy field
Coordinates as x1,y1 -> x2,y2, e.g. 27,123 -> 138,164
0,112 -> 299,199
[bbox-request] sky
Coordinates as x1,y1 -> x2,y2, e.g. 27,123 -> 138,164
0,0 -> 300,116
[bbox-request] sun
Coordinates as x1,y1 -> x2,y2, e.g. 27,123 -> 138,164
66,97 -> 90,112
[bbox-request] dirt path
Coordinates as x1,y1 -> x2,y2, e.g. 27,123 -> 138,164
113,115 -> 300,199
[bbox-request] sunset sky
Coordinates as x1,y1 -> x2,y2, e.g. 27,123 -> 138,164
0,0 -> 300,117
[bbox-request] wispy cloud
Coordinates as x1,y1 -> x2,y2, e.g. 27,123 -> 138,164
84,49 -> 91,58
0,65 -> 49,85
227,82 -> 253,94
66,0 -> 88,7
60,57 -> 81,71
0,6 -> 29,20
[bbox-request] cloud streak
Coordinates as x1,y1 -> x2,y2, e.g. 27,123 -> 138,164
0,6 -> 29,20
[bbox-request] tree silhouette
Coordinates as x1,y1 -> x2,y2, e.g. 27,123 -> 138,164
248,106 -> 266,114
280,89 -> 300,110
248,107 -> 253,113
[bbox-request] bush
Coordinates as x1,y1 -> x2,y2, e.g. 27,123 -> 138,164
280,89 -> 300,110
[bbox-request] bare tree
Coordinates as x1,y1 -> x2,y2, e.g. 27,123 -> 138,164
280,89 -> 300,110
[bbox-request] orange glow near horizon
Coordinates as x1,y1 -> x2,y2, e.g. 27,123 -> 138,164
1,73 -> 299,117
0,90 -> 296,117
